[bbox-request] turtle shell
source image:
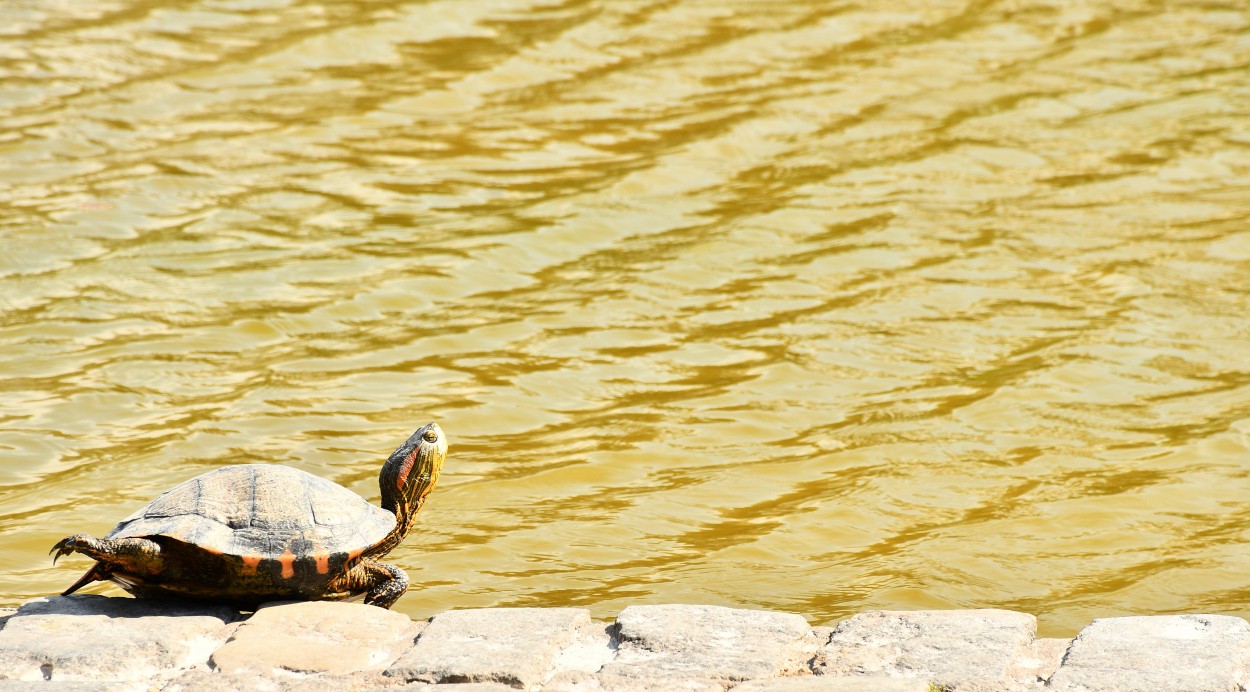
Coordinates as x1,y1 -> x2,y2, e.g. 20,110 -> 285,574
106,464 -> 395,596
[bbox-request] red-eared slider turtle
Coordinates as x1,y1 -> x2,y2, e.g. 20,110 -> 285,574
50,422 -> 446,609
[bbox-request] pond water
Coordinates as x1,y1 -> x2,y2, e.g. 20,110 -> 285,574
2,0 -> 1249,637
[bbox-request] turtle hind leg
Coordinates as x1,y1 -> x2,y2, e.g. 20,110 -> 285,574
61,562 -> 109,596
333,561 -> 409,609
50,534 -> 165,595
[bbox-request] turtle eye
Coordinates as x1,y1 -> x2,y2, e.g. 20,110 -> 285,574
422,429 -> 438,443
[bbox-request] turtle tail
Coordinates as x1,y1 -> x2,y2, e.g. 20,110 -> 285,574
61,563 -> 108,596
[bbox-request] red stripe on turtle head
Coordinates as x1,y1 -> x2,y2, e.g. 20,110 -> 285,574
394,447 -> 419,492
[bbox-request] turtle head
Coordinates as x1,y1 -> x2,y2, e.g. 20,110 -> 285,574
379,422 -> 447,521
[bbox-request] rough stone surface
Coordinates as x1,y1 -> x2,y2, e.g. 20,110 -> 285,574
818,609 -> 1035,688
405,679 -> 517,684
543,670 -> 723,691
0,609 -> 15,632
736,677 -> 932,691
385,607 -> 597,687
2,597 -> 1248,691
550,618 -> 616,676
0,595 -> 239,683
397,679 -> 515,684
950,637 -> 1072,691
164,669 -> 515,691
163,669 -> 392,691
1013,637 -> 1069,684
1047,614 -> 1250,692
210,600 -> 421,677
811,626 -> 835,645
601,604 -> 817,683
0,682 -> 134,692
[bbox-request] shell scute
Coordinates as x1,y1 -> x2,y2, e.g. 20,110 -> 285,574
108,465 -> 395,562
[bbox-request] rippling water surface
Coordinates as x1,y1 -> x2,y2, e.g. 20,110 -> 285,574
3,0 -> 1250,636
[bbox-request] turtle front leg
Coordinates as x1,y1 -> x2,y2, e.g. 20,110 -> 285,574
336,561 -> 409,609
50,534 -> 165,595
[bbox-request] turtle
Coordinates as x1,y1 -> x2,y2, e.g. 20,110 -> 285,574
50,422 -> 446,609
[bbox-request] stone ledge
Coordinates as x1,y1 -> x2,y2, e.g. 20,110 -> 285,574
0,596 -> 1246,691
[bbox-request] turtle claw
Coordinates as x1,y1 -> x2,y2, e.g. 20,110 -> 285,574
49,535 -> 86,565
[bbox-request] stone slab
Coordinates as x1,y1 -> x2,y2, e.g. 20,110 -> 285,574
165,670 -> 517,692
210,600 -> 422,677
817,609 -> 1036,688
163,670 -> 385,692
950,637 -> 1071,691
4,597 -> 1246,691
543,670 -> 724,691
385,607 -> 597,687
0,595 -> 239,683
1047,614 -> 1250,691
164,669 -> 516,692
550,618 -> 616,675
1013,637 -> 1069,684
402,679 -> 515,684
736,677 -> 932,691
811,626 -> 835,645
600,604 -> 817,683
0,683 -> 134,692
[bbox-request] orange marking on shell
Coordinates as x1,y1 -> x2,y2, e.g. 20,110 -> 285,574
313,550 -> 330,575
241,555 -> 261,576
347,547 -> 363,562
278,550 -> 296,580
